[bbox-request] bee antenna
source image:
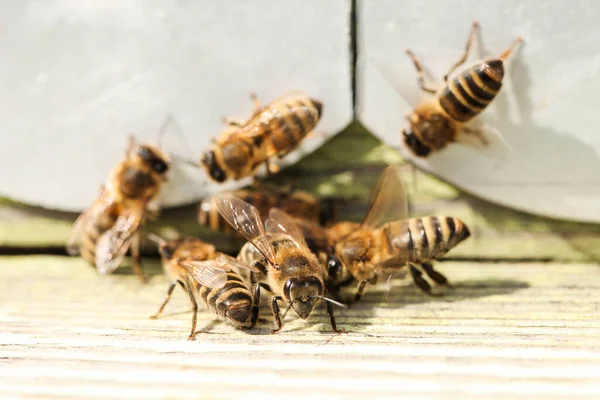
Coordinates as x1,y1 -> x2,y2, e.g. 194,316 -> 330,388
281,302 -> 294,320
311,296 -> 348,308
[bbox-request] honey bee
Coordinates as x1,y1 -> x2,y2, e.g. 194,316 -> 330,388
198,181 -> 335,235
215,195 -> 346,333
66,136 -> 170,282
147,234 -> 259,340
298,165 -> 471,302
201,92 -> 323,182
402,21 -> 523,157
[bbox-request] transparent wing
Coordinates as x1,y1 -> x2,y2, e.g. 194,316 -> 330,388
264,208 -> 308,249
214,253 -> 260,273
214,194 -> 276,265
288,217 -> 331,254
180,254 -> 259,288
66,188 -> 114,256
362,164 -> 409,229
179,259 -> 229,288
361,165 -> 410,252
95,207 -> 143,275
457,120 -> 515,165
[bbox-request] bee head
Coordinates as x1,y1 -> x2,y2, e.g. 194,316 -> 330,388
283,276 -> 323,319
326,249 -> 343,281
201,150 -> 227,183
402,126 -> 431,157
136,145 -> 169,174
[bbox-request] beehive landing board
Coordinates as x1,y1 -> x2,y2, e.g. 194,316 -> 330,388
1,256 -> 600,399
358,0 -> 600,223
2,124 -> 599,261
0,0 -> 352,211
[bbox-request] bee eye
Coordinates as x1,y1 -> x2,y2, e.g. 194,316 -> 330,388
327,256 -> 342,278
152,161 -> 167,173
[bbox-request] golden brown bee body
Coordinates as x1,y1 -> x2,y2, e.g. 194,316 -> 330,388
201,93 -> 323,182
66,137 -> 170,282
402,21 -> 523,157
149,236 -> 257,340
198,184 -> 332,235
299,165 -> 472,302
215,195 -> 346,333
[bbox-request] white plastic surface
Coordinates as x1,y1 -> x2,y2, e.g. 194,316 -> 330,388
0,0 -> 352,212
358,0 -> 600,223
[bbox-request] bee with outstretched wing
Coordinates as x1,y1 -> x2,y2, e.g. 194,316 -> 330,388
66,136 -> 170,282
217,195 -> 346,334
148,234 -> 259,340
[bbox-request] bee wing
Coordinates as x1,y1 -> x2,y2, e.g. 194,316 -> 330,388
264,208 -> 308,249
362,164 -> 409,229
179,259 -> 229,289
214,253 -> 260,273
288,217 -> 331,253
361,165 -> 410,253
66,188 -> 114,256
95,207 -> 144,275
456,120 -> 515,164
214,194 -> 277,265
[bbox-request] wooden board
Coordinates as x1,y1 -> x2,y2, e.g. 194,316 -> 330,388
1,123 -> 599,262
1,256 -> 600,399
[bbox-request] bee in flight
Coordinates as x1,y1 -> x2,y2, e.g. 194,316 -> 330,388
148,234 -> 259,340
201,92 -> 323,183
198,181 -> 335,235
297,165 -> 471,303
215,195 -> 346,333
402,21 -> 523,157
66,136 -> 170,282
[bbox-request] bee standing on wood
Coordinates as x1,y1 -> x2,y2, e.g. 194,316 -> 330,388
297,165 -> 471,303
198,181 -> 335,235
402,21 -> 523,157
148,234 -> 259,340
66,137 -> 170,282
201,92 -> 323,183
215,195 -> 346,333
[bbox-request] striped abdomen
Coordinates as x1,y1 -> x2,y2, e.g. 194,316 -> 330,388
249,96 -> 322,155
80,212 -> 118,267
195,271 -> 253,327
391,216 -> 470,263
439,59 -> 504,122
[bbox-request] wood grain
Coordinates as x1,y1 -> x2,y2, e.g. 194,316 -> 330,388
1,123 -> 599,262
1,256 -> 600,399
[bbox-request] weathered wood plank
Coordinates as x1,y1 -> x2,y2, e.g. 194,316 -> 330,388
1,256 -> 600,399
1,123 -> 599,261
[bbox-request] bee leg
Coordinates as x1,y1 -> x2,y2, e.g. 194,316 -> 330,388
247,282 -> 267,329
326,299 -> 347,334
354,280 -> 369,303
409,264 -> 442,297
270,296 -> 283,334
185,280 -> 200,341
421,262 -> 452,288
265,159 -> 281,176
131,233 -> 148,283
222,116 -> 246,127
249,92 -> 263,116
405,49 -> 437,94
149,281 -> 184,319
443,20 -> 479,81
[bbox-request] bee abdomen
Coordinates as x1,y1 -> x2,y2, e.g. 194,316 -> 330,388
270,97 -> 322,154
439,59 -> 504,122
198,272 -> 252,326
80,218 -> 115,266
406,216 -> 470,261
